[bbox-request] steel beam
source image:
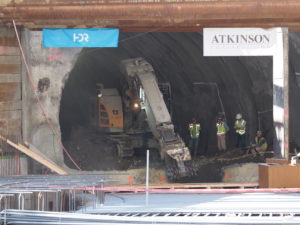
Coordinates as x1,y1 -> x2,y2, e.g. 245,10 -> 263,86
2,1 -> 300,31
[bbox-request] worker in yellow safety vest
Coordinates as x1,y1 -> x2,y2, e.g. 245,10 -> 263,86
234,113 -> 246,148
189,118 -> 201,157
247,130 -> 268,156
216,117 -> 229,151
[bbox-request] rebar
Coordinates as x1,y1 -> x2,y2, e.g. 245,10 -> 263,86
0,174 -> 111,189
0,174 -> 113,213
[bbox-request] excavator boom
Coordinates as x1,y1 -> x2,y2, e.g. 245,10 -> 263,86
120,58 -> 191,174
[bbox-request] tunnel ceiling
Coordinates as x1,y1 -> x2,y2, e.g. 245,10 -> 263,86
3,0 -> 300,31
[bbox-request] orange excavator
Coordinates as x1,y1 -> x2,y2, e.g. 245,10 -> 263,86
90,58 -> 191,175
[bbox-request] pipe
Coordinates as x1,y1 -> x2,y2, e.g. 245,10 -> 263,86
2,1 -> 300,19
17,193 -> 21,210
37,192 -> 44,211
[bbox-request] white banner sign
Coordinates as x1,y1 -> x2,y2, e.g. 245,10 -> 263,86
204,28 -> 278,56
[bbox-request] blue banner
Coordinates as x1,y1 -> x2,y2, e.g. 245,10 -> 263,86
43,28 -> 119,48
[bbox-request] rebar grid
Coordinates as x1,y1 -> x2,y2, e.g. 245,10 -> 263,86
0,174 -> 112,213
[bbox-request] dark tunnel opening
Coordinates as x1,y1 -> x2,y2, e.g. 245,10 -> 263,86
58,32 -> 300,181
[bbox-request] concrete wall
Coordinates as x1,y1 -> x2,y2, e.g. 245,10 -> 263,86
222,163 -> 259,183
22,29 -> 81,166
0,26 -> 21,138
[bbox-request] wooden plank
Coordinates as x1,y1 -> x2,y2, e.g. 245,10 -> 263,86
0,74 -> 21,83
0,27 -> 21,140
0,83 -> 21,101
0,64 -> 20,74
0,122 -> 21,136
0,110 -> 21,120
0,135 -> 69,175
0,110 -> 21,136
0,47 -> 19,56
0,37 -> 18,47
0,101 -> 21,111
265,158 -> 290,165
0,27 -> 16,38
0,56 -> 20,64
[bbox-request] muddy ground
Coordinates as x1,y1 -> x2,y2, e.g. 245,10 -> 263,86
64,126 -> 271,183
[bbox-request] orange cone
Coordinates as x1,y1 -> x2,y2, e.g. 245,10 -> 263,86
160,175 -> 166,184
128,176 -> 133,185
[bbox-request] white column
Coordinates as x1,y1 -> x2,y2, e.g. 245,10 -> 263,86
273,28 -> 289,159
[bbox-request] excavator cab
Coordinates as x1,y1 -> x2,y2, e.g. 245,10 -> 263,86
98,88 -> 124,132
95,85 -> 124,133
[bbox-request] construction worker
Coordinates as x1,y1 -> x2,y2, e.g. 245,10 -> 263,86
247,130 -> 268,156
234,113 -> 246,148
189,118 -> 201,157
216,116 -> 229,151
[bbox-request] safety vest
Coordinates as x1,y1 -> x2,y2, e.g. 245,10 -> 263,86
235,119 -> 246,135
189,123 -> 200,138
255,136 -> 268,150
216,122 -> 226,135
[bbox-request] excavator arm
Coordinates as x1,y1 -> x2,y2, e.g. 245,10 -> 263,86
120,57 -> 191,174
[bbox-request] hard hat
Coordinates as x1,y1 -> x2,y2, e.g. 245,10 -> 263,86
257,130 -> 262,135
236,113 -> 242,119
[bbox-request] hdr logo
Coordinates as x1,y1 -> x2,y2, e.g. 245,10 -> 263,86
73,33 -> 89,42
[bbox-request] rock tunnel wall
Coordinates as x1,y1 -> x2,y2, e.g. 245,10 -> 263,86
22,30 -> 300,167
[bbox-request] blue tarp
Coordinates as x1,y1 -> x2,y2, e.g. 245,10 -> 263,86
43,28 -> 119,47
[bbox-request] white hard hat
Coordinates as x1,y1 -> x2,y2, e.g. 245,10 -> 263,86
236,113 -> 242,119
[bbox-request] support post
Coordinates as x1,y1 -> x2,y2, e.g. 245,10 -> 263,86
145,150 -> 149,206
273,27 -> 289,159
283,28 -> 289,159
99,179 -> 105,207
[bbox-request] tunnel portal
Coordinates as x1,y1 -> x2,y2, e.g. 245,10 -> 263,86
57,32 -> 283,182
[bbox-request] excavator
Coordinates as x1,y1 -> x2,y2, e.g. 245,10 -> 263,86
90,58 -> 191,177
